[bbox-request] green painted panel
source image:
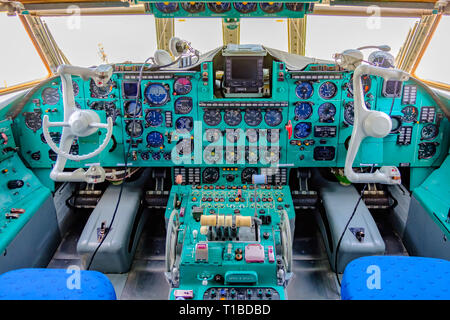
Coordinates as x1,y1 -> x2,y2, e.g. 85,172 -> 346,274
413,154 -> 450,237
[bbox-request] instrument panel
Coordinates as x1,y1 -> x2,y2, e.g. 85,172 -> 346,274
14,55 -> 449,176
150,1 -> 316,18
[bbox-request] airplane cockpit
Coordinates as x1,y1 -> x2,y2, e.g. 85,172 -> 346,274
0,0 -> 449,302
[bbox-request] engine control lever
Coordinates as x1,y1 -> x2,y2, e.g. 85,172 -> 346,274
344,64 -> 409,184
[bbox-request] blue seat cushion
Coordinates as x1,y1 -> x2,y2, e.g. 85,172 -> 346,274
0,268 -> 116,300
341,256 -> 450,300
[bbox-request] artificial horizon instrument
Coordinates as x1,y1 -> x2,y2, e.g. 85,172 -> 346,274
0,0 -> 449,301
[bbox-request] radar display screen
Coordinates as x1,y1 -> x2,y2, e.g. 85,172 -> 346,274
224,56 -> 263,95
231,58 -> 257,80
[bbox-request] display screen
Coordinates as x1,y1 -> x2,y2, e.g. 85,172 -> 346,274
231,58 -> 258,81
123,82 -> 139,99
383,80 -> 402,97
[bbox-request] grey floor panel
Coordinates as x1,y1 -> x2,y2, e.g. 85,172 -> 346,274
292,235 -> 328,260
287,260 -> 340,300
134,235 -> 166,261
47,258 -> 82,269
106,274 -> 129,299
120,260 -> 170,300
51,232 -> 81,260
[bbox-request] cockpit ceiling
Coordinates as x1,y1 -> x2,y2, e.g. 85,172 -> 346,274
8,0 -> 445,14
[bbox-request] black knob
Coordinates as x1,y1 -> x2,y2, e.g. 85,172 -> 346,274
226,174 -> 235,182
214,274 -> 224,284
7,180 -> 24,189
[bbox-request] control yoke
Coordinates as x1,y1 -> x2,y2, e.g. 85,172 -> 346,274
42,65 -> 114,183
344,64 -> 409,184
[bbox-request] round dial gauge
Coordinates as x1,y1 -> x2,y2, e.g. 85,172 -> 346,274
152,152 -> 161,161
246,129 -> 259,143
126,121 -> 143,138
233,2 -> 257,14
319,81 -> 337,99
285,2 -> 304,11
343,101 -> 371,126
181,2 -> 205,13
207,2 -> 231,13
146,110 -> 163,127
267,129 -> 280,143
90,101 -> 120,124
263,148 -> 280,163
174,97 -> 193,114
295,82 -> 313,99
175,116 -> 194,132
155,2 -> 179,13
125,101 -> 142,117
294,122 -> 312,138
203,109 -> 222,126
205,129 -> 222,143
60,81 -> 79,97
346,74 -> 371,97
241,167 -> 257,184
224,109 -> 242,126
146,131 -> 164,148
318,102 -> 336,122
343,102 -> 355,125
24,112 -> 42,132
260,2 -> 283,13
106,106 -> 120,124
144,83 -> 170,106
225,148 -> 242,163
202,167 -> 220,184
41,132 -> 61,144
246,147 -> 259,163
264,109 -> 283,127
294,102 -> 313,120
244,109 -> 262,126
42,87 -> 60,105
90,79 -> 114,98
421,124 -> 438,140
48,149 -> 57,161
176,138 -> 193,155
401,106 -> 418,123
390,116 -> 402,133
418,143 -> 437,159
226,129 -> 241,143
204,146 -> 222,164
173,78 -> 192,95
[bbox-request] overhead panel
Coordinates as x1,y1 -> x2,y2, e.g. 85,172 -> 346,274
138,1 -> 318,18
